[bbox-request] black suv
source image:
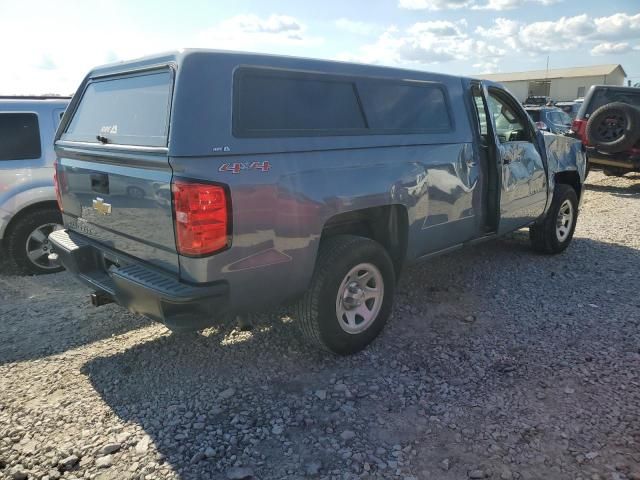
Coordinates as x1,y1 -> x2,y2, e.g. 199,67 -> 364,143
572,85 -> 640,176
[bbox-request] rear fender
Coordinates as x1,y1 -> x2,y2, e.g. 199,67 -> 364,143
0,185 -> 57,240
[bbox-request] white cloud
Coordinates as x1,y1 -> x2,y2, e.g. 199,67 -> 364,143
473,0 -> 561,10
0,5 -> 175,95
590,42 -> 633,56
343,10 -> 640,74
0,8 -> 323,95
399,0 -> 562,10
593,13 -> 640,40
198,14 -> 323,49
518,14 -> 595,53
338,20 -> 505,68
473,59 -> 500,73
475,12 -> 640,56
398,0 -> 474,10
335,18 -> 377,35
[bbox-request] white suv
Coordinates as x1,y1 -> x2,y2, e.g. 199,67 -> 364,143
0,96 -> 70,274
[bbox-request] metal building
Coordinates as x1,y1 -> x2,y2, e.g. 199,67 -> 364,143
480,64 -> 626,102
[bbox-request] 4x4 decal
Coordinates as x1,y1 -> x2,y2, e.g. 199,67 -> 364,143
218,161 -> 271,174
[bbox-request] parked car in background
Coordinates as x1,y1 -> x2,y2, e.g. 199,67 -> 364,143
571,85 -> 640,176
524,95 -> 552,106
525,106 -> 573,134
555,99 -> 583,120
0,96 -> 70,274
49,50 -> 585,354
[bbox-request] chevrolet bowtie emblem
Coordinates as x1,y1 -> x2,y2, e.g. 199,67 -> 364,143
92,197 -> 112,215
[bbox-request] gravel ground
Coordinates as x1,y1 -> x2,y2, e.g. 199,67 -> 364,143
1,171 -> 639,480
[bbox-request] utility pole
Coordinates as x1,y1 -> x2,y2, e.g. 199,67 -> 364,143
546,56 -> 549,79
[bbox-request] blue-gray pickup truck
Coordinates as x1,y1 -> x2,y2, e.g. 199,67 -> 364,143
49,50 -> 586,354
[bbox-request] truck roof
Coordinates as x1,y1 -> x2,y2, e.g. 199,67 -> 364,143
84,48 -> 474,84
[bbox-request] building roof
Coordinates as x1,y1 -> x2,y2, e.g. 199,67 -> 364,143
480,64 -> 626,82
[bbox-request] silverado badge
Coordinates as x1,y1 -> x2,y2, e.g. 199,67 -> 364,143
92,197 -> 112,215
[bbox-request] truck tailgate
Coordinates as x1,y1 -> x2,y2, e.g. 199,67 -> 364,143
57,148 -> 178,273
54,66 -> 178,272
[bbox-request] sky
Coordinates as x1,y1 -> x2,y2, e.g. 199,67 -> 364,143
0,0 -> 638,95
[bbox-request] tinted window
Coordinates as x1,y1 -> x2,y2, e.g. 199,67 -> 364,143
357,81 -> 451,131
0,113 -> 41,160
587,89 -> 640,116
235,70 -> 365,136
234,68 -> 452,137
63,70 -> 172,147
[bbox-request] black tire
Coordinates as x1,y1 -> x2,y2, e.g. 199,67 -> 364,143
529,184 -> 578,254
603,167 -> 627,177
4,208 -> 64,275
294,235 -> 395,355
586,102 -> 640,153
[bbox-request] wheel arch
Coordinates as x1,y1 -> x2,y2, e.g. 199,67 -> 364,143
553,170 -> 582,201
319,204 -> 409,278
2,200 -> 60,244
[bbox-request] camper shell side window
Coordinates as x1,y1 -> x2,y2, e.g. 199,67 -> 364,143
232,67 -> 453,138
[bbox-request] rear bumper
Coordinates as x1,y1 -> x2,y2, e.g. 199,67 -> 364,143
586,148 -> 640,171
49,229 -> 229,330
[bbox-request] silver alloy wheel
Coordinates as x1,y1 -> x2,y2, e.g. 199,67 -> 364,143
555,199 -> 574,242
335,262 -> 384,335
25,223 -> 63,270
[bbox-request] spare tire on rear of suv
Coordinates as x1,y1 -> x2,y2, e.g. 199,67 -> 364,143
586,102 -> 640,153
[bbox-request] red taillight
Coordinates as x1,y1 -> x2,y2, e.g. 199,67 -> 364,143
171,179 -> 230,256
571,119 -> 587,143
53,159 -> 64,212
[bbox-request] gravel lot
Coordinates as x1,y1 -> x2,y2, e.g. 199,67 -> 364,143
1,171 -> 639,480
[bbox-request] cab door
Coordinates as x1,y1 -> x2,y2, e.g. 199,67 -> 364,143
484,87 -> 548,234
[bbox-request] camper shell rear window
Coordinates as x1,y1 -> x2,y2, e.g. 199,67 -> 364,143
62,69 -> 173,147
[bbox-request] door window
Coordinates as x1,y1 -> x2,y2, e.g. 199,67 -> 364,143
471,85 -> 488,138
487,92 -> 532,143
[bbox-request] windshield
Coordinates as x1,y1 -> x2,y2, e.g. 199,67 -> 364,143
62,70 -> 173,147
547,110 -> 572,126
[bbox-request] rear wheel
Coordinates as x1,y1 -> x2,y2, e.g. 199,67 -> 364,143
529,184 -> 578,254
294,235 -> 395,355
5,208 -> 64,275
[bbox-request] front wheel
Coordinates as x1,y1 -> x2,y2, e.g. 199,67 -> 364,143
529,184 -> 578,254
294,235 -> 395,355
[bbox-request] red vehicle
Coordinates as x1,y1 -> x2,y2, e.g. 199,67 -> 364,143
571,85 -> 640,176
